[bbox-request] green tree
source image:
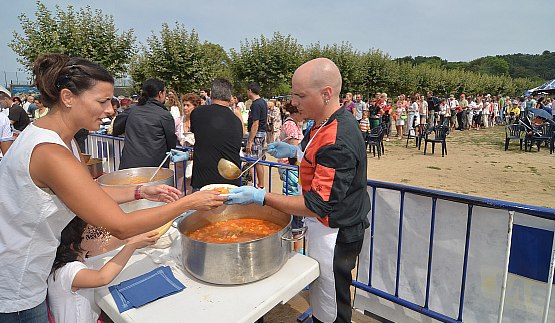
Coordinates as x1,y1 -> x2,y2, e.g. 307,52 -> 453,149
304,42 -> 362,95
202,42 -> 232,82
359,50 -> 396,96
130,23 -> 226,94
467,56 -> 510,76
10,1 -> 135,77
230,32 -> 304,97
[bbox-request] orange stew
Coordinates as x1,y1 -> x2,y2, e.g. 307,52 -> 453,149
213,187 -> 230,194
106,175 -> 164,185
188,218 -> 283,243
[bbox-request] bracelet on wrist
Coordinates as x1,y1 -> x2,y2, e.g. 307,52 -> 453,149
134,185 -> 143,200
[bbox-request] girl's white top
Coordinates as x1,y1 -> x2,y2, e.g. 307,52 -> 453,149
47,261 -> 101,323
0,123 -> 78,312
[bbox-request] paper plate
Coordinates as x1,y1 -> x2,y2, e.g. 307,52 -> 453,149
200,184 -> 238,195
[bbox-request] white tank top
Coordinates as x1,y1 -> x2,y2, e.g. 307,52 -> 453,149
0,123 -> 79,312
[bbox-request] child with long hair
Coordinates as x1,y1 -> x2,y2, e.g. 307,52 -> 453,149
47,217 -> 158,323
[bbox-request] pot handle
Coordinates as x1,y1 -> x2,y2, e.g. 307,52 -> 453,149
281,226 -> 308,242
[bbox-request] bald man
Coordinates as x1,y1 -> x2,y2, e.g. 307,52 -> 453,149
227,58 -> 370,323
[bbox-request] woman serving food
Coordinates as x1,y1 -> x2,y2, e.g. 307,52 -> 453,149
0,53 -> 227,321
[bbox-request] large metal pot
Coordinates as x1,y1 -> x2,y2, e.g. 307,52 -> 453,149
97,167 -> 174,212
177,204 -> 306,285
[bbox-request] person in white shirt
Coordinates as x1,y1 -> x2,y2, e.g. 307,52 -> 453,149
0,53 -> 226,321
439,98 -> 447,126
354,94 -> 366,122
448,95 -> 459,129
474,97 -> 484,130
47,217 -> 157,323
482,96 -> 491,128
467,99 -> 476,130
0,112 -> 13,154
22,95 -> 35,114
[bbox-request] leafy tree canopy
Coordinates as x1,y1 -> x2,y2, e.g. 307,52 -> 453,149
10,0 -> 135,77
130,23 -> 229,94
230,32 -> 303,97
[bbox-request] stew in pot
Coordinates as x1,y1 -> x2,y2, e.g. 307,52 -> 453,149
106,175 -> 165,185
188,218 -> 283,243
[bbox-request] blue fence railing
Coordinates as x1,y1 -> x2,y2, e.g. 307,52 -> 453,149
356,180 -> 555,323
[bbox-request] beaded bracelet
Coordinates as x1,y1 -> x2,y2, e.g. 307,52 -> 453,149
134,185 -> 143,200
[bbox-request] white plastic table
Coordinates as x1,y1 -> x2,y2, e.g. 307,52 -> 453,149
86,237 -> 319,323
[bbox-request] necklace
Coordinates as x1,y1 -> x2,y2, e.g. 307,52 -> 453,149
303,117 -> 329,154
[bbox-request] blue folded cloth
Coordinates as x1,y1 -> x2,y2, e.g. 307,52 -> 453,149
109,266 -> 185,313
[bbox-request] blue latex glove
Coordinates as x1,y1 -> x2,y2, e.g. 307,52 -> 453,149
169,149 -> 189,163
267,142 -> 296,158
225,186 -> 266,205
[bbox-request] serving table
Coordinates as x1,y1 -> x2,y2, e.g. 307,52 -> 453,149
86,233 -> 319,323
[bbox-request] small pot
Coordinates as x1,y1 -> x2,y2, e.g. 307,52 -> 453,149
86,158 -> 104,179
177,204 -> 306,285
96,167 -> 174,187
82,154 -> 92,163
97,167 -> 174,213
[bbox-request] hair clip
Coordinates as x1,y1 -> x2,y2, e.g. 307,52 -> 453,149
56,74 -> 72,89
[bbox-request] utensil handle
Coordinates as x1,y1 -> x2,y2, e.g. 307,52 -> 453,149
149,152 -> 171,182
239,148 -> 267,177
281,226 -> 308,242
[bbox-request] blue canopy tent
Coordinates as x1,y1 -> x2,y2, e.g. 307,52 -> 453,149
531,79 -> 555,94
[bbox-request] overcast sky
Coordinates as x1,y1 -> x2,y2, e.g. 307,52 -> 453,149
2,0 -> 554,79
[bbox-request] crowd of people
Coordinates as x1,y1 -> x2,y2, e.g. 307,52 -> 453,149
338,91 -> 555,142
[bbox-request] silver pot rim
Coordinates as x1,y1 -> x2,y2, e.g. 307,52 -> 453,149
97,167 -> 174,187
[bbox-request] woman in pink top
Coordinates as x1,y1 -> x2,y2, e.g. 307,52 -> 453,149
176,93 -> 201,194
277,101 -> 304,251
342,92 -> 356,117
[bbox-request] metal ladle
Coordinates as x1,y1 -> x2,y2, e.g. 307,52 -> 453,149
148,152 -> 171,182
218,148 -> 267,180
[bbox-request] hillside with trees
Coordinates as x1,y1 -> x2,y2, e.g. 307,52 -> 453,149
395,51 -> 555,83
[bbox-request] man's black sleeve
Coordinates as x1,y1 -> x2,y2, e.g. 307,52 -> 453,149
112,109 -> 130,136
161,113 -> 177,149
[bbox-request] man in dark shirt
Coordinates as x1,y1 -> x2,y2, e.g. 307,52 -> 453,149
426,91 -> 441,127
245,82 -> 268,188
190,78 -> 243,190
227,58 -> 370,323
0,92 -> 29,131
113,78 -> 176,169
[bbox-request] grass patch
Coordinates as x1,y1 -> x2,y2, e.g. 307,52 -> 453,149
426,166 -> 442,170
528,166 -> 539,175
400,178 -> 410,183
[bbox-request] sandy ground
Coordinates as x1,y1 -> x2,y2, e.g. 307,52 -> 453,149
262,125 -> 555,323
368,125 -> 555,209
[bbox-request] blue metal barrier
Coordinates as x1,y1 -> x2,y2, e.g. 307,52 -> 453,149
356,179 -> 555,323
